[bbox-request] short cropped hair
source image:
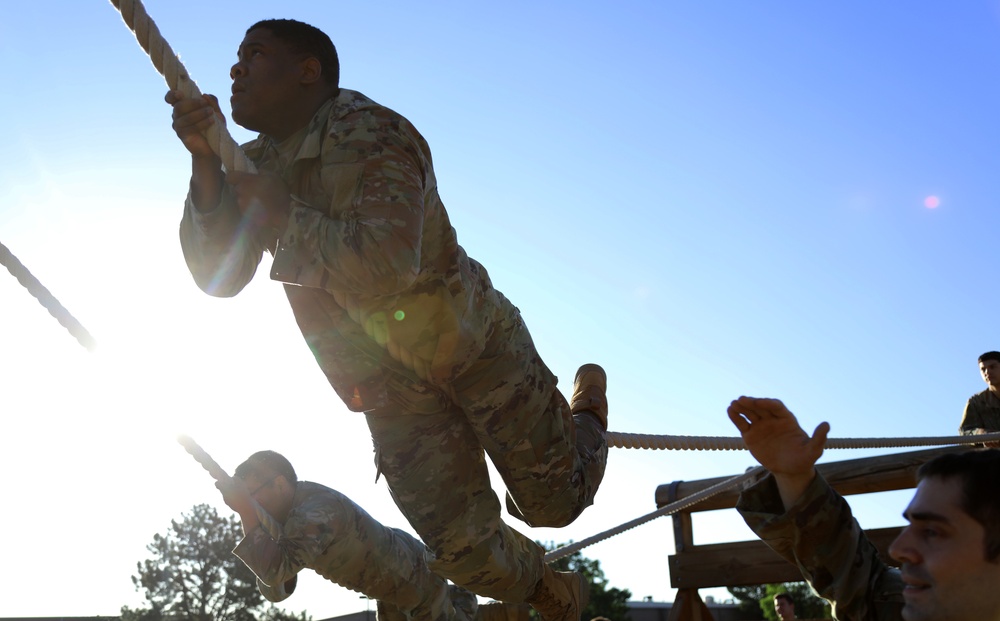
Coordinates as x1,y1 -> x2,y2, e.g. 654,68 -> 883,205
979,351 -> 1000,365
773,593 -> 794,605
917,449 -> 1000,562
247,19 -> 340,88
235,450 -> 298,486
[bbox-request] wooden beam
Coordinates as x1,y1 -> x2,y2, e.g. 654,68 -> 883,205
667,527 -> 902,589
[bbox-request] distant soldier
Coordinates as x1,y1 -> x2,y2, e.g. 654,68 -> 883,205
773,593 -> 796,621
959,351 -> 1000,446
215,450 -> 477,621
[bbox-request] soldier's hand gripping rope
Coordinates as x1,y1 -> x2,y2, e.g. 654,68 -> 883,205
177,435 -> 283,539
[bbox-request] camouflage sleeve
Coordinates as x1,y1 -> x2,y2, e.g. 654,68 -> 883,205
232,510 -> 338,601
178,185 -> 269,297
737,473 -> 904,621
269,109 -> 425,296
959,397 -> 984,434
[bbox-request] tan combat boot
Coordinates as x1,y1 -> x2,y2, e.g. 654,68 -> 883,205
570,363 -> 607,430
525,567 -> 589,621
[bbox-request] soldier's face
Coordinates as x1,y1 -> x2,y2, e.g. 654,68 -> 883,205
773,598 -> 794,621
230,28 -> 304,135
888,477 -> 1000,621
243,470 -> 291,518
980,359 -> 1000,390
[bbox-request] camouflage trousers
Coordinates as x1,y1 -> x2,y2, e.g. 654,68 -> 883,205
319,521 -> 477,621
365,302 -> 608,602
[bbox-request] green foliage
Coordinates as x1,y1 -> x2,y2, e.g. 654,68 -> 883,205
538,542 -> 631,621
121,504 -> 309,621
727,583 -> 831,621
728,585 -> 769,619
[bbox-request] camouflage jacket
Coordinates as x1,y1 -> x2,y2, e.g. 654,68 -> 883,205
737,473 -> 904,621
180,89 -> 502,410
233,481 -> 442,606
959,389 -> 1000,434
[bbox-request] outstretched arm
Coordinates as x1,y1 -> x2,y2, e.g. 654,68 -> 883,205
727,396 -> 830,509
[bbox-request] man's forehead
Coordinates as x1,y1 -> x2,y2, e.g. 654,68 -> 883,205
905,476 -> 963,520
238,28 -> 279,51
238,464 -> 274,481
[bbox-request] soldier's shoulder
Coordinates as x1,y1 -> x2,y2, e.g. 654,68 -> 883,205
968,389 -> 992,405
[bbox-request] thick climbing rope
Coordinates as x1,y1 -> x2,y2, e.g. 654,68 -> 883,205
0,241 -> 97,352
606,430 -> 1000,451
545,466 -> 765,563
109,0 -> 252,174
177,435 -> 284,540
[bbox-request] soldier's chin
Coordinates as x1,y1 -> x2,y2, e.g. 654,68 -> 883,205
230,106 -> 257,132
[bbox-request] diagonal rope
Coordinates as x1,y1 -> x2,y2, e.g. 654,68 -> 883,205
108,0 -> 254,174
545,466 -> 766,563
0,241 -> 97,352
177,435 -> 284,540
606,430 -> 1000,451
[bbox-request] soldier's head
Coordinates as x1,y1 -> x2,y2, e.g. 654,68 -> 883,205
978,352 -> 1000,391
235,450 -> 298,522
230,19 -> 340,140
772,593 -> 795,621
888,449 -> 1000,621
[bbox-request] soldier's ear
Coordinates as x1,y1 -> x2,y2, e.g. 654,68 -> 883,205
299,56 -> 322,86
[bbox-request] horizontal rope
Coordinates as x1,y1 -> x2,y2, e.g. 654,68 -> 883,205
606,430 -> 1000,451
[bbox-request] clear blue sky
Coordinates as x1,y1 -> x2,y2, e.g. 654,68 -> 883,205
1,1 -> 997,617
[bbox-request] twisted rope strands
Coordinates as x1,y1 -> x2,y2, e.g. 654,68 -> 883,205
0,241 -> 96,352
545,466 -> 766,563
177,435 -> 284,540
108,0 -> 254,174
607,430 -> 1000,451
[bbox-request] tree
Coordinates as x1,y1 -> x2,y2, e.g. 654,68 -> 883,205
728,585 -> 769,619
539,542 -> 632,621
121,503 -> 309,621
727,583 -> 831,620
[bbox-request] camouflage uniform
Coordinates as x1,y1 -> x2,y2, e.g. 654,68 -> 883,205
180,89 -> 607,602
737,473 -> 904,621
959,389 -> 1000,434
233,480 -> 476,621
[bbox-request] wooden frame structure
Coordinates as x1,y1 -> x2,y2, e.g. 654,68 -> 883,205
656,446 -> 969,621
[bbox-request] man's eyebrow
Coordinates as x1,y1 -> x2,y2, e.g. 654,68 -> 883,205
903,510 -> 952,524
237,41 -> 263,55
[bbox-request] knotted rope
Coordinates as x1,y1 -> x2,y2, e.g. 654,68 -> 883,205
177,435 -> 284,541
1,241 -> 96,352
606,430 -> 1000,451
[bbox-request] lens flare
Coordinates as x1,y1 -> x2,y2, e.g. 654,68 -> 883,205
924,195 -> 940,209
